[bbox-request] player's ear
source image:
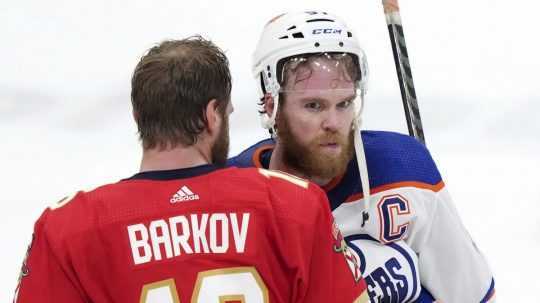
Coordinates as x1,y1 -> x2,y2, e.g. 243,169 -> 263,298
205,98 -> 221,135
264,93 -> 275,117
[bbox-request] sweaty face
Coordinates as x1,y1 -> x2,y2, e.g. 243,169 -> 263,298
276,56 -> 356,180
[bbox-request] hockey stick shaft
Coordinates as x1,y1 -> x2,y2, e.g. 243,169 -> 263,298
382,0 -> 426,145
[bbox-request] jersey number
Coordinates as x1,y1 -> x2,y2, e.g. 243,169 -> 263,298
140,267 -> 269,303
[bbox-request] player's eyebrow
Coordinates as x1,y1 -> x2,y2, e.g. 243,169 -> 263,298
341,94 -> 357,103
298,94 -> 356,104
299,96 -> 328,103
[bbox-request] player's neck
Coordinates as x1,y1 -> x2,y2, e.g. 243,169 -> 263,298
270,144 -> 333,187
139,144 -> 211,172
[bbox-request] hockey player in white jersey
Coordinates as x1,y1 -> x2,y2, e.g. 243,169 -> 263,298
229,11 -> 495,302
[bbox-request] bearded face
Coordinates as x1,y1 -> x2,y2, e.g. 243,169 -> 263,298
277,111 -> 354,180
273,55 -> 357,181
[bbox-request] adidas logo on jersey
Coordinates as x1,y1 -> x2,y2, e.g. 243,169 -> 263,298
170,186 -> 199,203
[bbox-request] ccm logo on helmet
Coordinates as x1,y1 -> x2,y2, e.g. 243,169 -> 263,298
312,28 -> 342,34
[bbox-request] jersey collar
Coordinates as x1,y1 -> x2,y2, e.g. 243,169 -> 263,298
125,164 -> 220,181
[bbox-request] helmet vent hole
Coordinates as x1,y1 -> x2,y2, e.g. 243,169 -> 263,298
347,31 -> 353,37
279,35 -> 288,39
287,25 -> 297,30
314,42 -> 320,47
339,42 -> 344,47
292,32 -> 304,39
306,18 -> 335,23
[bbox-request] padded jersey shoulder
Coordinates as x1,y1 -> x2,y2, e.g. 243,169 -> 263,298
361,130 -> 442,187
327,131 -> 443,210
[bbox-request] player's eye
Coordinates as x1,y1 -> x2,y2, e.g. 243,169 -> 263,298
304,102 -> 322,111
337,100 -> 352,109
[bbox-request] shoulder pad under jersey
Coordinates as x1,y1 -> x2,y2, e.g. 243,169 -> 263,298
329,130 -> 443,208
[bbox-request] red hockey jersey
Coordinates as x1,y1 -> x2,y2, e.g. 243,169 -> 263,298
14,165 -> 368,303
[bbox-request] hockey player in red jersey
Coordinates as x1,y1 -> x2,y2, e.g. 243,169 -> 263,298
14,36 -> 368,303
229,11 -> 495,303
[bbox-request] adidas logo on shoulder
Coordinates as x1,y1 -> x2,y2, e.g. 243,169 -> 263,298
170,185 -> 199,203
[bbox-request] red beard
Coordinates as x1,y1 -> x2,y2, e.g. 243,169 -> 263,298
277,113 -> 354,180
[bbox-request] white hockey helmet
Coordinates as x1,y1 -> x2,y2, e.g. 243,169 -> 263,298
252,10 -> 369,130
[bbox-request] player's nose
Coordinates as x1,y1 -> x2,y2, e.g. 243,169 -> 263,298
321,109 -> 340,132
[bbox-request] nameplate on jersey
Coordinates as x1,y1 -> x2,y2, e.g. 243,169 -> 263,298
127,212 -> 250,265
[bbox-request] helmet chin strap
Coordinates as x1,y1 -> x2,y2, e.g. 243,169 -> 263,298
353,91 -> 371,227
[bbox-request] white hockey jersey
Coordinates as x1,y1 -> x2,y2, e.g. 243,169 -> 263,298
229,130 -> 495,303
